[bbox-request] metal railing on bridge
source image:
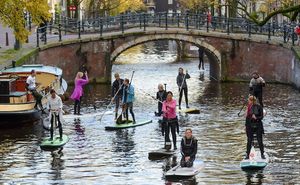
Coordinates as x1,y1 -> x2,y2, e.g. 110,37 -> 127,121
36,12 -> 298,47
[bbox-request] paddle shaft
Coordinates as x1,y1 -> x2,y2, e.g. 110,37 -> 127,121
99,83 -> 124,123
179,73 -> 187,95
237,102 -> 246,117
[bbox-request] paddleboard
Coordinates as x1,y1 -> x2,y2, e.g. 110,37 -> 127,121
105,120 -> 152,131
40,135 -> 69,151
165,160 -> 204,178
177,108 -> 200,114
63,111 -> 113,120
148,148 -> 176,160
240,146 -> 269,170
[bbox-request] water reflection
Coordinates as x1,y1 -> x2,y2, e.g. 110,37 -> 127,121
0,41 -> 300,184
50,149 -> 65,182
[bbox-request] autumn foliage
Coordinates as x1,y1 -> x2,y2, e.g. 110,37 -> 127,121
0,0 -> 51,43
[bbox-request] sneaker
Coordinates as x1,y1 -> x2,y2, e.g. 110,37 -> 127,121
186,105 -> 190,109
261,154 -> 266,159
244,155 -> 249,160
59,138 -> 63,141
179,106 -> 181,110
48,138 -> 53,141
77,113 -> 82,115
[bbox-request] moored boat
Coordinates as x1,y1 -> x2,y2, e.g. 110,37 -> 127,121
0,64 -> 67,128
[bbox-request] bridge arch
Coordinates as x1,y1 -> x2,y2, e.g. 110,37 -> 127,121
110,33 -> 222,80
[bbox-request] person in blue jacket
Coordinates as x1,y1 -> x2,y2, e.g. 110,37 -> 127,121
122,78 -> 135,123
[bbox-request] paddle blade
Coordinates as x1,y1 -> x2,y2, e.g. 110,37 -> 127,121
116,114 -> 123,124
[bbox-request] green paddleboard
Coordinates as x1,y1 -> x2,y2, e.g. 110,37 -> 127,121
40,135 -> 69,151
105,120 -> 152,131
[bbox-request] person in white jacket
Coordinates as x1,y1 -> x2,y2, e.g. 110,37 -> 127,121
47,89 -> 63,141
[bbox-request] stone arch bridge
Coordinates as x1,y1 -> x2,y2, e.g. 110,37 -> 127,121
25,28 -> 298,86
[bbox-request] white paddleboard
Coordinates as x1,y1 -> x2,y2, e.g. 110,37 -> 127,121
240,146 -> 269,170
165,160 -> 204,178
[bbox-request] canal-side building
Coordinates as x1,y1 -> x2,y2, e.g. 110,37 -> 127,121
154,0 -> 180,14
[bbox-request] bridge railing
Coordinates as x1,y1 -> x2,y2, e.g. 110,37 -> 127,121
36,12 -> 298,47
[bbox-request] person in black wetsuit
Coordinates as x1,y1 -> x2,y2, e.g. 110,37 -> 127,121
245,95 -> 265,159
249,72 -> 265,108
198,48 -> 204,70
155,84 -> 167,116
176,67 -> 191,110
112,73 -> 124,120
180,128 -> 198,167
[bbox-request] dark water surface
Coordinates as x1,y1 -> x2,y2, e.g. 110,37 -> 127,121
0,41 -> 300,184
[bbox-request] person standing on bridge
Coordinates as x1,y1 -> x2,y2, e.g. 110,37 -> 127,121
177,67 -> 191,109
198,48 -> 205,70
112,73 -> 124,120
70,71 -> 89,115
249,72 -> 265,108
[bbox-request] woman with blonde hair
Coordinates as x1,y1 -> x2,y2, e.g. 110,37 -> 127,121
70,71 -> 89,115
245,95 -> 265,159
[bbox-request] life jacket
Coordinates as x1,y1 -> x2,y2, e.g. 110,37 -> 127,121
249,104 -> 262,128
182,136 -> 197,156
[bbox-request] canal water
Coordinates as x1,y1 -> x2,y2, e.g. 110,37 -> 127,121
0,41 -> 300,184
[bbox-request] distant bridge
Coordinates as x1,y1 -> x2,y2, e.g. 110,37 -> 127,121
17,13 -> 300,87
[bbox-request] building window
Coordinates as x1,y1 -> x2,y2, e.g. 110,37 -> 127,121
168,0 -> 173,5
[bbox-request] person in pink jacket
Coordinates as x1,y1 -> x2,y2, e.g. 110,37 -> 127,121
162,91 -> 179,150
70,71 -> 89,115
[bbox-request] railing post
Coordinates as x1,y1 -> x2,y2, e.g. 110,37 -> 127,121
158,13 -> 161,27
283,24 -> 287,43
206,14 -> 209,32
59,23 -> 62,42
78,21 -> 81,39
268,22 -> 271,40
29,13 -> 32,31
99,18 -> 103,37
292,23 -> 295,46
36,28 -> 39,47
44,26 -> 47,45
139,13 -> 142,29
177,13 -> 180,28
121,15 -> 124,33
165,12 -> 168,30
49,18 -> 53,34
227,17 -> 230,35
248,20 -> 251,38
143,13 -> 146,31
272,21 -> 275,36
64,17 -> 67,35
185,12 -> 189,31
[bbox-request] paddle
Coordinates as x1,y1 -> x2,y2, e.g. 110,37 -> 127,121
237,95 -> 249,117
136,87 -> 163,104
99,83 -> 124,123
164,83 -> 167,92
116,71 -> 135,124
